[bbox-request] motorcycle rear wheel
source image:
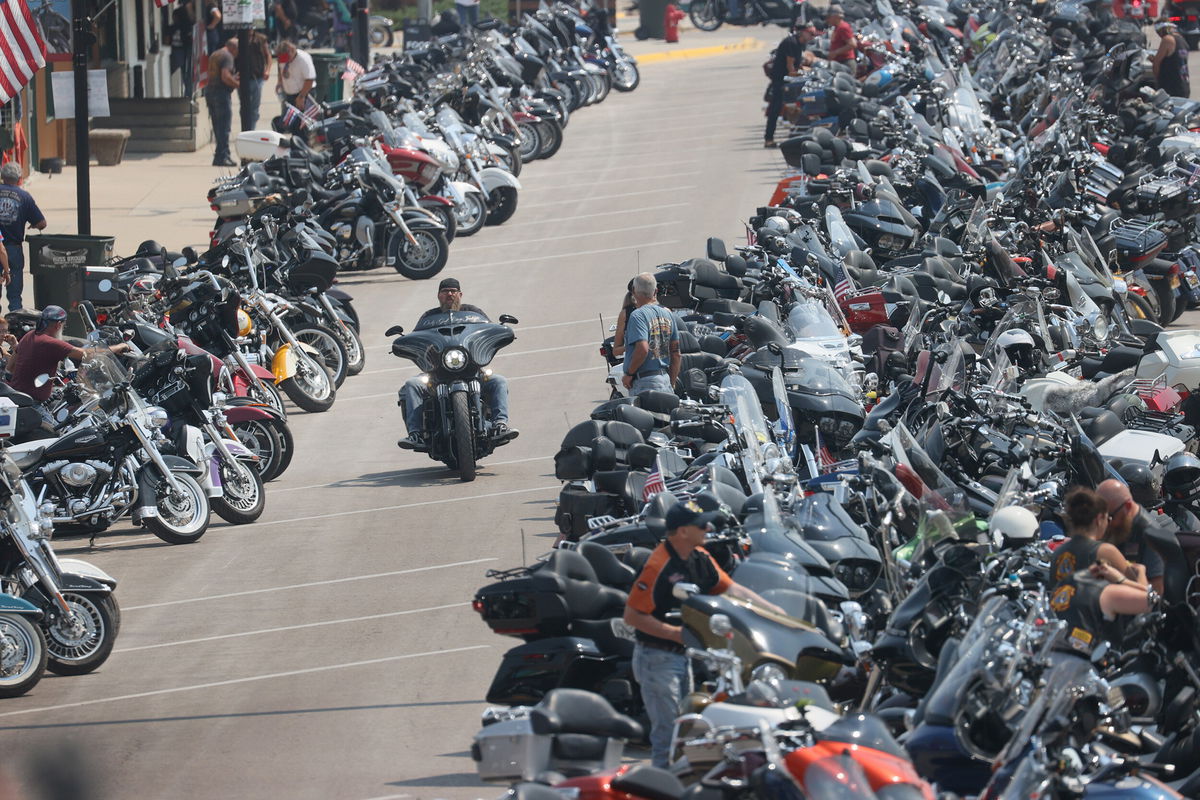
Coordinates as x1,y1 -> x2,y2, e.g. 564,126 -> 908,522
44,592 -> 117,676
613,60 -> 640,91
452,391 -> 477,483
0,614 -> 46,697
143,474 -> 211,544
391,228 -> 449,280
689,0 -> 723,30
212,458 -> 266,525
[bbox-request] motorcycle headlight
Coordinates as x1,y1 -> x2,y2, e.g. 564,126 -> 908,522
442,348 -> 468,371
237,309 -> 253,337
145,406 -> 170,428
750,662 -> 789,685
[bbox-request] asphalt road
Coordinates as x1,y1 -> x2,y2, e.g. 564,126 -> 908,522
0,31 -> 780,800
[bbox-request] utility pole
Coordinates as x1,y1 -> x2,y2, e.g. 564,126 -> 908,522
71,0 -> 95,235
353,0 -> 369,66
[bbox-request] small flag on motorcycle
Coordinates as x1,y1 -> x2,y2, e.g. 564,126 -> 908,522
642,455 -> 667,501
282,103 -> 311,129
342,58 -> 366,81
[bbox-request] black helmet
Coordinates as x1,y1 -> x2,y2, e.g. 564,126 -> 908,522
1051,27 -> 1075,53
1163,452 -> 1200,496
136,240 -> 167,257
1117,462 -> 1159,508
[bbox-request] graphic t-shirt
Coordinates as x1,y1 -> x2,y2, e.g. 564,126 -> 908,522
623,304 -> 678,375
0,185 -> 44,245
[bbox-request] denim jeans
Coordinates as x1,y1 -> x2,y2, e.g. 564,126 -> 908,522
3,245 -> 23,312
630,372 -> 671,397
238,78 -> 265,131
400,374 -> 510,434
455,3 -> 479,28
726,0 -> 741,17
765,80 -> 785,142
205,88 -> 234,161
632,643 -> 691,768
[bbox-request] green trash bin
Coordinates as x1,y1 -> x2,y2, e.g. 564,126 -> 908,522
312,52 -> 349,103
636,0 -> 669,39
27,234 -> 115,337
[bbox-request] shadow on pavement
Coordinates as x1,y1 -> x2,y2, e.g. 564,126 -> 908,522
386,772 -> 483,788
331,467 -> 505,489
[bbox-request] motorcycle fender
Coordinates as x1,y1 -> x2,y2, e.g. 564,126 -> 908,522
211,439 -> 257,461
56,572 -> 112,594
418,195 -> 454,208
160,454 -> 205,476
55,558 -> 118,588
402,208 -> 445,229
0,594 -> 41,617
452,180 -> 483,196
272,344 -> 298,382
223,405 -> 275,423
485,141 -> 508,157
480,167 -> 521,194
326,287 -> 354,302
511,110 -> 539,124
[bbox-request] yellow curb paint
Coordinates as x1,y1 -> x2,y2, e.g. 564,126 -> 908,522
636,36 -> 763,63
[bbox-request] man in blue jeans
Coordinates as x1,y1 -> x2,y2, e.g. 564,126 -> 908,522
206,37 -> 240,166
0,163 -> 46,313
621,272 -> 680,397
397,278 -> 519,450
624,500 -> 783,767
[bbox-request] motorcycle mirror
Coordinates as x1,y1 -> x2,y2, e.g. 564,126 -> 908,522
498,314 -> 519,325
172,256 -> 188,269
709,613 -> 733,638
33,374 -> 50,388
221,255 -> 231,269
181,246 -> 198,263
234,226 -> 246,237
384,325 -> 405,336
163,261 -> 181,281
672,582 -> 700,600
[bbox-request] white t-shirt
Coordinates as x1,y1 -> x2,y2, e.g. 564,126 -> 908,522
280,49 -> 317,95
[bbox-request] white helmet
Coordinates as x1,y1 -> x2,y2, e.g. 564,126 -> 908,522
763,215 -> 793,234
989,505 -> 1039,547
995,329 -> 1035,349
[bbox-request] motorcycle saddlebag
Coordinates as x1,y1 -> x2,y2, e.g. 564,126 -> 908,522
555,485 -> 621,541
474,573 -> 569,638
554,445 -> 593,480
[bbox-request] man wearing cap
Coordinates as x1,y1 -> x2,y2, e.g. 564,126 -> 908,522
0,163 -> 46,313
397,278 -> 518,450
826,5 -> 857,65
1153,19 -> 1191,98
624,499 -> 782,768
764,24 -> 817,148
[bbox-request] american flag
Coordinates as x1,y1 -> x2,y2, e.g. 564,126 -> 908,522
341,57 -> 365,80
193,11 -> 208,92
642,455 -> 666,501
282,103 -> 311,129
832,259 -> 855,303
301,95 -> 322,121
0,0 -> 46,107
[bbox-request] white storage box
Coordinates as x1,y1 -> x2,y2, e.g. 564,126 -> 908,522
235,130 -> 292,162
471,712 -> 625,783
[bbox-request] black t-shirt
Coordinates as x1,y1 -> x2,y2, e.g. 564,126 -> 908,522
771,34 -> 804,82
418,303 -> 487,324
627,540 -> 731,648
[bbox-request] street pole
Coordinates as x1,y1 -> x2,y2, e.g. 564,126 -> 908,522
353,0 -> 369,66
71,0 -> 93,235
418,0 -> 431,22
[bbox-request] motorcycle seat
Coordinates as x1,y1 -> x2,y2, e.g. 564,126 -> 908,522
680,352 -> 724,373
611,765 -> 686,800
603,420 -> 645,454
612,405 -> 657,439
8,444 -> 45,471
678,329 -> 702,353
698,335 -> 728,357
589,397 -> 636,422
0,383 -> 38,408
636,390 -> 681,417
1080,407 -> 1126,445
569,618 -> 634,659
550,733 -> 610,764
531,549 -> 627,620
579,541 -> 638,591
561,420 -> 605,450
594,469 -> 649,511
626,443 -> 660,471
530,688 -> 643,739
700,299 -> 756,315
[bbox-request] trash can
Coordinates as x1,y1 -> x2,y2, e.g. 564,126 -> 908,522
27,234 -> 115,337
636,0 -> 669,39
312,52 -> 349,103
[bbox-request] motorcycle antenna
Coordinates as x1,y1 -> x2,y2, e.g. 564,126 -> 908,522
520,527 -> 527,567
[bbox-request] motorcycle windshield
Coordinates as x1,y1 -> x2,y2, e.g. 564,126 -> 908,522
818,713 -> 907,759
414,310 -> 491,330
77,352 -> 131,398
793,756 -> 879,800
770,366 -> 797,457
720,373 -> 772,446
786,302 -> 842,341
1062,263 -> 1107,340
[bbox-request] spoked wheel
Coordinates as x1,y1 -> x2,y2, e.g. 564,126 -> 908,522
391,228 -> 449,279
228,419 -> 285,481
368,19 -> 393,46
44,592 -> 117,676
1124,291 -> 1155,321
689,0 -> 723,30
0,614 -> 46,697
336,323 -> 366,376
143,474 -> 211,544
454,192 -> 488,237
293,325 -> 349,388
516,122 -> 541,163
613,60 -> 640,91
485,186 -> 519,226
451,391 -> 477,483
280,350 -> 337,413
591,72 -> 611,104
499,145 -> 522,177
536,119 -> 563,160
211,457 -> 266,524
248,379 -> 287,419
425,204 -> 458,243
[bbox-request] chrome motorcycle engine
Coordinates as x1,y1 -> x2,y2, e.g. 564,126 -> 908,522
44,460 -> 113,490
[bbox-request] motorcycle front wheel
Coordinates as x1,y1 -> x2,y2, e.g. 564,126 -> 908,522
536,119 -> 563,160
292,324 -> 349,388
451,392 -> 477,483
689,0 -> 724,30
280,351 -> 337,413
143,474 -> 211,544
44,592 -> 118,676
228,419 -> 285,481
516,122 -> 541,163
391,228 -> 449,280
454,192 -> 488,237
485,186 -> 520,227
613,60 -> 640,91
0,614 -> 46,697
339,323 -> 366,376
212,457 -> 266,525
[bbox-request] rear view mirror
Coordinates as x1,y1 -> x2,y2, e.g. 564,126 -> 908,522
385,325 -> 405,337
499,314 -> 519,325
172,257 -> 188,269
707,237 -> 728,263
33,374 -> 50,388
163,262 -> 181,281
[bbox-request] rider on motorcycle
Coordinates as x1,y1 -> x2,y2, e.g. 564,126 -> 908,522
398,278 -> 519,449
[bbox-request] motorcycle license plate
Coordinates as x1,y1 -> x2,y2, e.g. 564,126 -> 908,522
1186,270 -> 1199,289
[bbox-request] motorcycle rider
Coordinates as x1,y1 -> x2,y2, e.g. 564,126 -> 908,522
621,273 -> 680,397
624,499 -> 783,768
1050,486 -> 1148,591
397,278 -> 518,449
1097,478 -> 1166,595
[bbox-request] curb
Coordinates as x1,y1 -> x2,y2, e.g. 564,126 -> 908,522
636,36 -> 764,63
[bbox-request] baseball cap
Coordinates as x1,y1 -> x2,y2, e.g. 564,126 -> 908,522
438,278 -> 461,292
665,499 -> 718,532
828,4 -> 845,14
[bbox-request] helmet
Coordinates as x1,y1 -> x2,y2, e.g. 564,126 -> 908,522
775,208 -> 802,228
1117,462 -> 1159,508
763,215 -> 792,234
996,328 -> 1038,371
1163,452 -> 1200,496
1051,27 -> 1075,52
136,240 -> 167,257
989,505 -> 1039,546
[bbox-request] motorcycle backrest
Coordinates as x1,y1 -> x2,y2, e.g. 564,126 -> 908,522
707,237 -> 728,263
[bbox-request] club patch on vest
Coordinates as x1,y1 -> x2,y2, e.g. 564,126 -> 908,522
1054,552 -> 1076,582
1050,584 -> 1075,612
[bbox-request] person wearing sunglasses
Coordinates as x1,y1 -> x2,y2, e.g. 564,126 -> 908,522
1097,479 -> 1167,595
1050,486 -> 1148,593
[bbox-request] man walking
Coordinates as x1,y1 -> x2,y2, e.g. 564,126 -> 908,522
621,272 -> 680,397
206,37 -> 240,167
239,29 -> 273,131
277,40 -> 317,111
826,5 -> 858,66
764,23 -> 815,148
0,163 -> 46,313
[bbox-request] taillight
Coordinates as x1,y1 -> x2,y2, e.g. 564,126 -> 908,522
1188,14 -> 1198,20
211,204 -> 220,211
1170,14 -> 1183,20
472,600 -> 484,613
1170,262 -> 1183,277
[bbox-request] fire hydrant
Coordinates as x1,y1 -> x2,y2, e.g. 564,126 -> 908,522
664,3 -> 685,42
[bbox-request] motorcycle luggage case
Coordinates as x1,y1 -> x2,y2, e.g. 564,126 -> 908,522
235,130 -> 292,162
485,637 -> 611,706
475,573 -> 571,638
472,712 -> 624,783
555,486 -> 621,541
1112,223 -> 1168,261
1135,176 -> 1190,218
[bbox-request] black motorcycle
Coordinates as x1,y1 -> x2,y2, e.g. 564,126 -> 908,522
687,0 -> 803,31
385,310 -> 518,481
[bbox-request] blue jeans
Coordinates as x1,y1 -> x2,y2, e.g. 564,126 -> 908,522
238,78 -> 264,131
455,3 -> 479,28
3,245 -> 23,312
632,643 -> 691,768
205,88 -> 233,161
726,0 -> 741,17
400,374 -> 509,434
630,372 -> 670,397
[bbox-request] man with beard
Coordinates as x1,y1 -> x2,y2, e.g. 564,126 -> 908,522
397,278 -> 518,450
1098,478 -> 1166,595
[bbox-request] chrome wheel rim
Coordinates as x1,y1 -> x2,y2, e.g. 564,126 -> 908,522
48,594 -> 103,662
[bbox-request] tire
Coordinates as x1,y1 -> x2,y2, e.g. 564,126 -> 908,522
368,20 -> 393,46
337,299 -> 361,332
338,323 -> 366,376
0,614 -> 46,697
613,59 -> 640,91
142,474 -> 211,544
249,379 -> 288,419
502,145 -> 523,177
1124,291 -> 1155,321
689,0 -> 723,30
391,228 -> 449,280
1171,288 -> 1188,322
593,72 -> 611,104
228,419 -> 284,481
211,457 -> 266,525
485,186 -> 519,226
280,350 -> 337,413
292,324 -> 349,388
1153,281 -> 1177,326
263,417 -> 295,479
536,119 -> 563,160
451,391 -> 477,483
425,204 -> 458,243
516,122 -> 541,163
43,592 -> 117,676
454,192 -> 488,237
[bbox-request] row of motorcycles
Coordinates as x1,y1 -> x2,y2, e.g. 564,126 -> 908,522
458,0 -> 1200,797
0,3 -> 642,699
208,3 -> 639,281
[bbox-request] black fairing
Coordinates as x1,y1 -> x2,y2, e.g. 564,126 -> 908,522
391,311 -> 516,374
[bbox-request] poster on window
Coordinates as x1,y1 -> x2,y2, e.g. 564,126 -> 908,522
49,71 -> 111,119
35,0 -> 73,57
222,0 -> 266,25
